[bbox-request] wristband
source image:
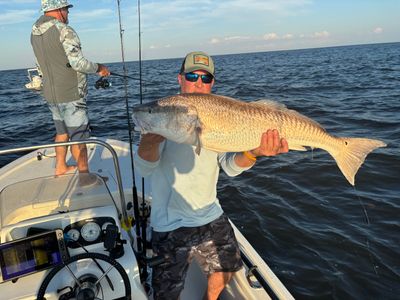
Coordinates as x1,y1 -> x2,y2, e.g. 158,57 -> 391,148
243,151 -> 257,162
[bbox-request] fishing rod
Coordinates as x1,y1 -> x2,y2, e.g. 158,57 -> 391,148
115,0 -> 143,256
137,0 -> 150,282
115,0 -> 152,284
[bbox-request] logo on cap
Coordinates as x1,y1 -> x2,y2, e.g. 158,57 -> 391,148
193,54 -> 210,66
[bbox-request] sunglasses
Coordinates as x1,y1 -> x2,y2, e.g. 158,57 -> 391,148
184,72 -> 213,84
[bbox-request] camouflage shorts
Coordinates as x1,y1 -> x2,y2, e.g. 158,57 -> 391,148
47,99 -> 90,140
151,213 -> 243,300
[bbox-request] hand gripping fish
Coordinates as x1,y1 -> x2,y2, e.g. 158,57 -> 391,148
132,93 -> 386,186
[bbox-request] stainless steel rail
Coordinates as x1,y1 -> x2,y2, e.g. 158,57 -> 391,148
0,139 -> 130,226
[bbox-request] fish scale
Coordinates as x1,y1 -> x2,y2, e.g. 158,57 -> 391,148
179,94 -> 331,152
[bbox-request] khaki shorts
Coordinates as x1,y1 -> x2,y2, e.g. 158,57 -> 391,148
151,213 -> 243,299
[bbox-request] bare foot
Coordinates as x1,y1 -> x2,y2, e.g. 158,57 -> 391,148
55,165 -> 77,176
78,173 -> 99,187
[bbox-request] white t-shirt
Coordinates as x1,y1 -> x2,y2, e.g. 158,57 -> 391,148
134,140 -> 251,232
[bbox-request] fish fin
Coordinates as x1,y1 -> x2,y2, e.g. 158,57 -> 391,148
252,99 -> 287,110
195,142 -> 201,155
330,137 -> 386,186
195,126 -> 202,155
288,144 -> 307,151
251,99 -> 324,129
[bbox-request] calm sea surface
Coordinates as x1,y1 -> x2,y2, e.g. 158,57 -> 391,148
0,43 -> 399,299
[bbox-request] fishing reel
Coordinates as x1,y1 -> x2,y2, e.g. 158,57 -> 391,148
94,77 -> 111,89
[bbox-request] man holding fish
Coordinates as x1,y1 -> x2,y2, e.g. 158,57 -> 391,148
134,51 -> 288,300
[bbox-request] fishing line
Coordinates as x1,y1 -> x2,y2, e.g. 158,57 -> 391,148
354,186 -> 379,276
356,191 -> 370,225
110,72 -> 142,81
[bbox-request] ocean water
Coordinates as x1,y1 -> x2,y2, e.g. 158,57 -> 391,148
0,42 -> 399,299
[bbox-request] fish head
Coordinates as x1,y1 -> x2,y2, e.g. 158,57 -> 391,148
132,100 -> 201,145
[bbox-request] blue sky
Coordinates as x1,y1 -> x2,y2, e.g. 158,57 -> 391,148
0,0 -> 399,70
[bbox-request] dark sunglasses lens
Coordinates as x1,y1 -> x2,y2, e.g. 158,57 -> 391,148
184,72 -> 213,84
185,73 -> 199,82
201,75 -> 213,84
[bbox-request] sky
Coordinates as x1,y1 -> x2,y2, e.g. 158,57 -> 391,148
0,0 -> 399,70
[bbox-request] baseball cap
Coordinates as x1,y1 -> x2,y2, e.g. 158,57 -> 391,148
42,0 -> 73,12
180,51 -> 215,77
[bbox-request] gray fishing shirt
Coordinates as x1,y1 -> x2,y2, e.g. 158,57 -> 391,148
31,15 -> 98,103
134,141 -> 251,232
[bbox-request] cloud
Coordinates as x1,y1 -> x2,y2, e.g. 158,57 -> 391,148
282,33 -> 294,39
0,0 -> 36,3
263,33 -> 279,40
210,36 -> 253,45
373,27 -> 383,34
0,9 -> 36,25
139,0 -> 313,32
224,36 -> 251,41
213,29 -> 328,46
215,0 -> 313,15
312,30 -> 330,38
75,23 -> 116,33
148,44 -> 172,50
262,32 -> 295,40
73,9 -> 113,20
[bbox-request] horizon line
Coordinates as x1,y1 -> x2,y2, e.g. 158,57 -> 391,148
1,41 -> 399,72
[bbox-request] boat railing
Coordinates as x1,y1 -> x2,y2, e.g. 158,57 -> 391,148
0,139 -> 130,227
27,68 -> 40,80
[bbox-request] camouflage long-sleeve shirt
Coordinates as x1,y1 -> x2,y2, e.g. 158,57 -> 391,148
31,15 -> 98,103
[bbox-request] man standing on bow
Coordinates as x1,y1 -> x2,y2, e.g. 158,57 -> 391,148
31,0 -> 110,175
134,51 -> 289,300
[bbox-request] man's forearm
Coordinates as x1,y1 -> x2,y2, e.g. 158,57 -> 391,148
137,142 -> 160,162
234,151 -> 256,168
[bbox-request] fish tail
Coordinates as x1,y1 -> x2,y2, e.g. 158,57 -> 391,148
331,137 -> 386,186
